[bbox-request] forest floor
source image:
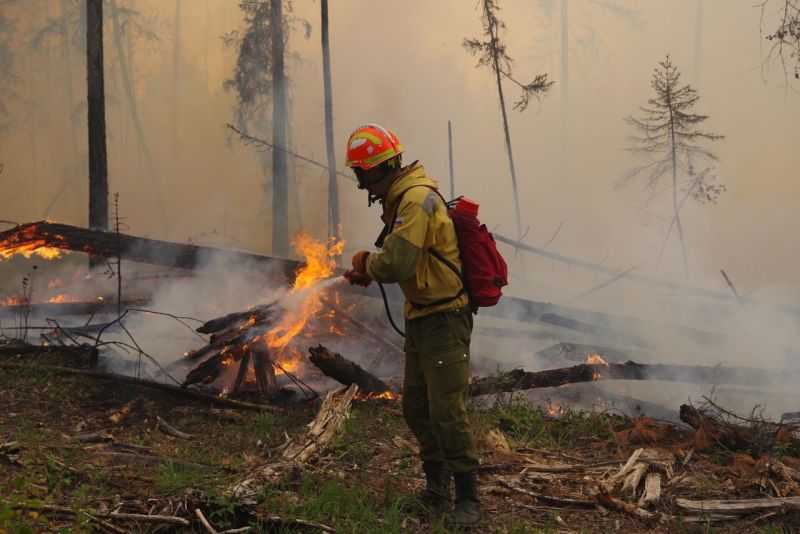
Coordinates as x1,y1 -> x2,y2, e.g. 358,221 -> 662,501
1,350 -> 799,534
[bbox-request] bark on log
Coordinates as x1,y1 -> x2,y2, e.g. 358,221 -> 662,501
0,221 -> 299,275
308,345 -> 391,397
469,361 -> 800,397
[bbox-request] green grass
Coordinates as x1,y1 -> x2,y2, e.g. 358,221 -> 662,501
477,394 -> 616,450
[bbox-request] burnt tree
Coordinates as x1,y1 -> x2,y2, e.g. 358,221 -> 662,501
86,0 -> 108,231
270,0 -> 289,257
320,0 -> 340,242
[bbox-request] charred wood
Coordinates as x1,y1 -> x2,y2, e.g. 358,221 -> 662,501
469,361 -> 800,397
0,221 -> 299,275
196,304 -> 277,334
307,345 -> 391,397
0,298 -> 148,319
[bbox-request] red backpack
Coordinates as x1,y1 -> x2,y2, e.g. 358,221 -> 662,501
380,186 -> 509,311
445,197 -> 508,308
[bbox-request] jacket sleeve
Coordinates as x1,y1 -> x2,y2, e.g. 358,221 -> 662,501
365,201 -> 428,283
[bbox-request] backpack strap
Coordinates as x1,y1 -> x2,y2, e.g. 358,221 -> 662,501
373,185 -> 470,310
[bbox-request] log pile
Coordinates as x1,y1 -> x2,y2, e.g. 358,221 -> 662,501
182,304 -> 280,395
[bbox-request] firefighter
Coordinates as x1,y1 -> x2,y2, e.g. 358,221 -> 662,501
342,124 -> 480,529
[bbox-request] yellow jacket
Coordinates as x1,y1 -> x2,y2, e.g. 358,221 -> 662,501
365,162 -> 469,319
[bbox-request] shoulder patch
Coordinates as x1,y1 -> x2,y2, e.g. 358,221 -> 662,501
421,190 -> 440,216
393,217 -> 404,228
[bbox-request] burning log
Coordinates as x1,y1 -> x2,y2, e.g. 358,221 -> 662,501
469,361 -> 800,397
536,342 -> 631,365
0,297 -> 149,319
182,305 -> 281,395
230,384 -> 358,503
196,304 -> 277,335
308,345 -> 392,397
0,221 -> 301,276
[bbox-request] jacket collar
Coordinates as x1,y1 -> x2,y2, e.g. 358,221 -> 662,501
383,161 -> 438,208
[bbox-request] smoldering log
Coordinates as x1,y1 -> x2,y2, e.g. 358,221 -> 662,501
0,221 -> 300,275
536,342 -> 631,365
182,347 -> 245,387
196,304 -> 277,334
469,361 -> 800,397
308,345 -> 391,397
0,297 -> 149,319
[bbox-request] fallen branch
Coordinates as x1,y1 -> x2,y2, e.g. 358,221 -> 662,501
157,416 -> 194,440
498,479 -> 596,509
89,451 -> 216,470
195,508 -> 218,534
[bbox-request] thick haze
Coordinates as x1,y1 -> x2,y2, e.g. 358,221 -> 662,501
1,1 -> 798,347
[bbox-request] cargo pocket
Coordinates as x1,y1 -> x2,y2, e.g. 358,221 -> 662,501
433,350 -> 469,369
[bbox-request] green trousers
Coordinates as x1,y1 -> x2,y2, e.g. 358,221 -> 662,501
402,309 -> 479,474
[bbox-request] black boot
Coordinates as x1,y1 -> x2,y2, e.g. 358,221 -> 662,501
417,460 -> 452,508
449,471 -> 481,530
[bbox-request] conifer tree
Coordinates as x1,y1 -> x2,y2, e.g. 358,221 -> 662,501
621,55 -> 724,280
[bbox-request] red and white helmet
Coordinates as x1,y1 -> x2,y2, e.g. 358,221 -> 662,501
344,124 -> 404,170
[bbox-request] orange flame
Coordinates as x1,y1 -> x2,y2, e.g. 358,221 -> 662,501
586,354 -> 609,366
254,232 -> 345,369
0,226 -> 66,261
2,296 -> 23,305
546,403 -> 566,416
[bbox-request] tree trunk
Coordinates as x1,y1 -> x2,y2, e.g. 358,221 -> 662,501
485,0 -> 523,243
667,99 -> 689,280
86,0 -> 108,231
561,0 -> 570,185
321,0 -> 340,242
271,0 -> 289,257
171,0 -> 182,177
108,0 -> 168,231
448,120 -> 455,199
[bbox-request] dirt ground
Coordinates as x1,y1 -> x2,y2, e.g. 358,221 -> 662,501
1,352 -> 799,533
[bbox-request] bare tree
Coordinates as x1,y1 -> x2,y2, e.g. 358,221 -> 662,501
0,1 -> 18,136
760,0 -> 800,88
320,0 -> 339,242
463,0 -> 553,242
86,0 -> 108,231
621,55 -> 724,280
